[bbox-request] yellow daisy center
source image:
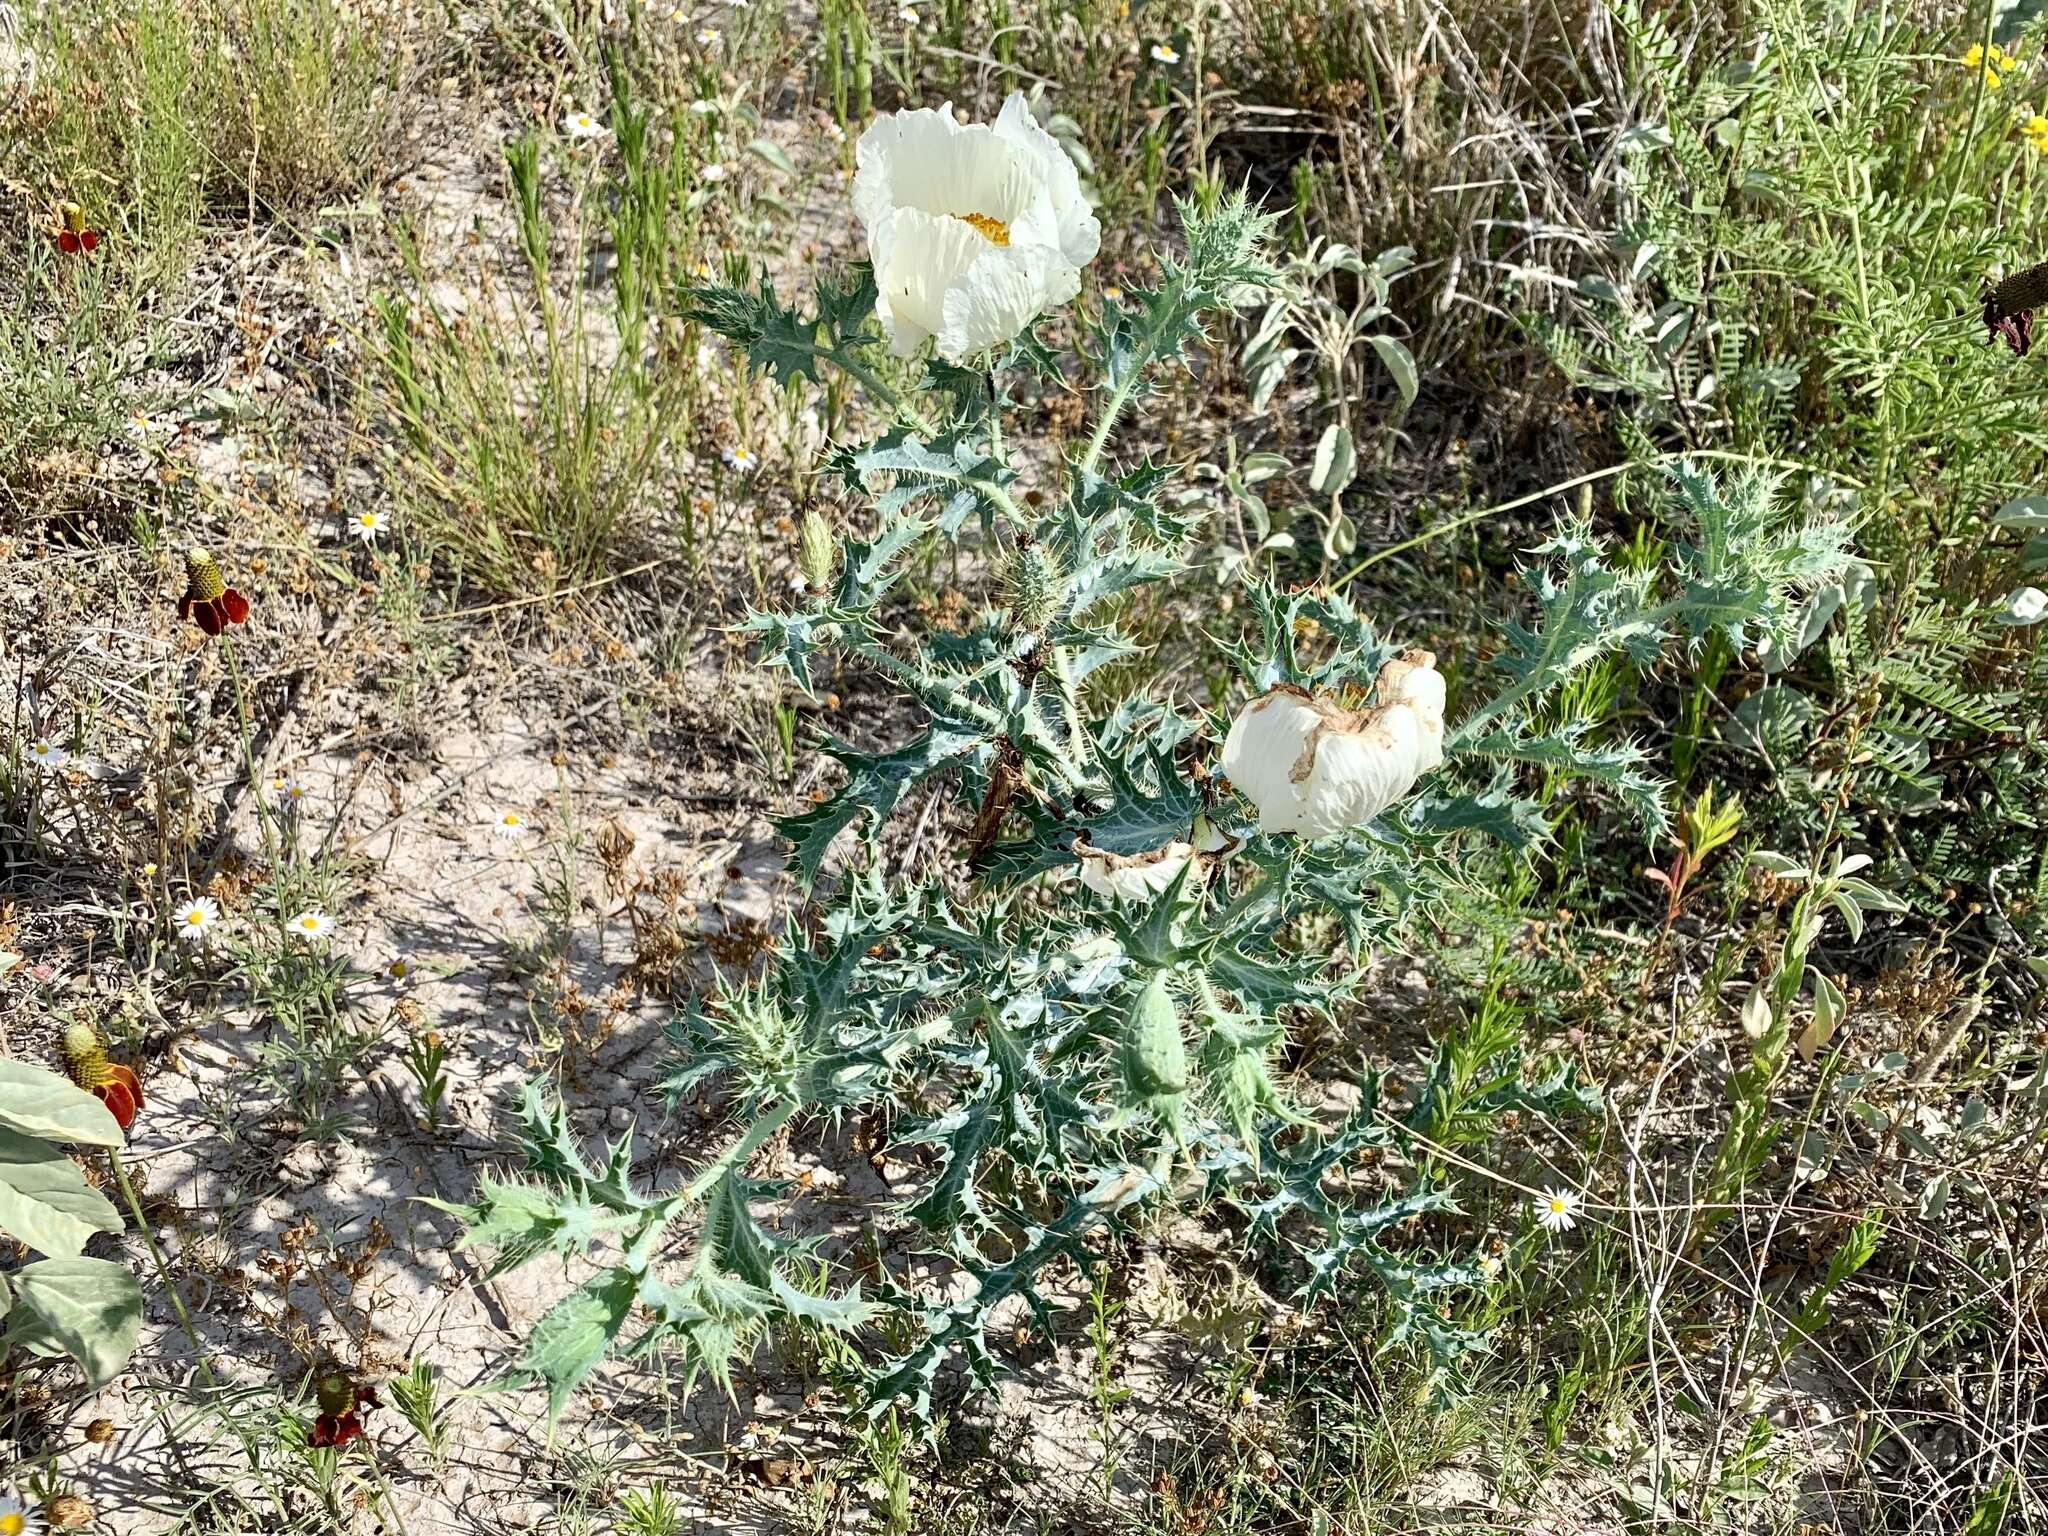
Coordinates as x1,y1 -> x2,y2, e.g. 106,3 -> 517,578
185,910 -> 205,925
955,212 -> 1011,246
3,1510 -> 26,1535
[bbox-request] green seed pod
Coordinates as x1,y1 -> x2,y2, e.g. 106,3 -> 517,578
798,508 -> 836,591
1120,971 -> 1187,1098
1003,543 -> 1061,632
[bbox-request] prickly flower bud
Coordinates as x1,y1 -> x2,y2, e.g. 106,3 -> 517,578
1003,542 -> 1061,631
798,507 -> 837,591
1119,970 -> 1188,1101
1221,650 -> 1446,838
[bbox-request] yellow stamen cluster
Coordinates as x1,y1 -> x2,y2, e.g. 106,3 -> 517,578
955,212 -> 1011,246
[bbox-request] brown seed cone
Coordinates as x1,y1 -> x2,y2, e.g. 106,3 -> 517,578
1988,261 -> 2048,321
46,1494 -> 94,1529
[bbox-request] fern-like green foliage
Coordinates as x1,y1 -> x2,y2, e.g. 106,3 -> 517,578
447,192 -> 1856,1427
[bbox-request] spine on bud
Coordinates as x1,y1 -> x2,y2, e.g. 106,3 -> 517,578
1003,543 -> 1061,632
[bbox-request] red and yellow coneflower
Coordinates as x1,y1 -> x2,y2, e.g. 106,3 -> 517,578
51,200 -> 104,256
62,1023 -> 143,1130
176,549 -> 251,636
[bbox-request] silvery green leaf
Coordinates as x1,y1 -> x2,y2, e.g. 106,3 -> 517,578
0,1061 -> 123,1147
1309,425 -> 1355,497
0,1127 -> 124,1259
1369,334 -> 1419,405
3,1257 -> 141,1387
1993,495 -> 2048,530
1747,850 -> 1810,880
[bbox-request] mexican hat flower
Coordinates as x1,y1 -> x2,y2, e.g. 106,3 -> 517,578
50,200 -> 103,256
61,1023 -> 143,1131
1983,260 -> 2048,356
309,1371 -> 379,1448
853,93 -> 1100,362
1221,650 -> 1446,838
176,549 -> 251,635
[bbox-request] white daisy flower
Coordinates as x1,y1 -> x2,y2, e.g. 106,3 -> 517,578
1533,1187 -> 1581,1234
562,107 -> 608,141
700,161 -> 728,182
0,1492 -> 43,1536
269,774 -> 309,808
695,25 -> 719,44
1149,41 -> 1180,63
126,412 -> 161,443
26,739 -> 69,772
1237,1385 -> 1264,1410
491,810 -> 529,841
1222,652 -> 1445,838
853,92 -> 1100,362
722,445 -> 758,472
351,508 -> 388,544
173,896 -> 221,943
898,3 -> 918,21
1075,838 -> 1195,903
286,909 -> 334,942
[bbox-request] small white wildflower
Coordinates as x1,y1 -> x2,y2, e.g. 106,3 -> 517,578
351,508 -> 388,544
26,739 -> 69,772
722,444 -> 758,472
270,773 -> 309,808
1237,1385 -> 1264,1410
897,4 -> 917,21
695,25 -> 719,44
0,1490 -> 45,1536
700,161 -> 728,183
1149,40 -> 1180,63
1533,1187 -> 1581,1234
562,107 -> 608,141
173,896 -> 222,943
286,909 -> 334,942
1477,1252 -> 1503,1280
491,809 -> 529,841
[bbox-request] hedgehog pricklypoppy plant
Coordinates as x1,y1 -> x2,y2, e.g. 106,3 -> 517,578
176,549 -> 251,636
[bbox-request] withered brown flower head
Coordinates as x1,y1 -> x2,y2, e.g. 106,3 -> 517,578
1983,261 -> 2048,356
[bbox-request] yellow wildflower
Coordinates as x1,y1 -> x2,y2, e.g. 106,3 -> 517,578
2024,112 -> 2048,152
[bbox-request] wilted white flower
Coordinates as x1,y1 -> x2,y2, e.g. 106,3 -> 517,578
562,107 -> 608,141
2000,585 -> 2048,625
173,896 -> 221,942
385,954 -> 416,985
26,739 -> 68,772
286,909 -> 334,942
1075,837 -> 1195,903
1149,40 -> 1180,63
491,810 -> 529,841
723,445 -> 758,471
853,92 -> 1100,362
1221,651 -> 1445,838
350,508 -> 388,543
1533,1187 -> 1581,1234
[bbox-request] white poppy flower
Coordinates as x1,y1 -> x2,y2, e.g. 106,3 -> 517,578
853,92 -> 1100,362
1075,837 -> 1195,903
1221,651 -> 1446,838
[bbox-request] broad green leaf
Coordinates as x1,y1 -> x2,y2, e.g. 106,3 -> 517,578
0,1127 -> 123,1258
0,1061 -> 123,1147
1369,333 -> 1419,405
4,1257 -> 142,1386
1309,424 -> 1355,497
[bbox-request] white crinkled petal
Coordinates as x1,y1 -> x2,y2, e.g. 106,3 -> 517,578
1220,691 -> 1323,836
993,92 -> 1100,268
857,101 -> 1034,224
877,209 -> 992,356
1077,842 -> 1194,902
938,242 -> 1071,360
